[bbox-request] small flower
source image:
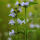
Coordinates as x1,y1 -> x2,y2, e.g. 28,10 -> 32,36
8,37 -> 11,40
30,24 -> 34,28
18,7 -> 22,12
15,1 -> 19,5
8,19 -> 15,25
30,0 -> 34,2
9,30 -> 15,36
17,18 -> 23,24
21,2 -> 24,6
11,30 -> 15,34
35,24 -> 40,28
9,32 -> 12,36
7,4 -> 11,8
29,12 -> 32,16
27,18 -> 29,22
10,8 -> 14,13
9,13 -> 16,17
24,2 -> 29,6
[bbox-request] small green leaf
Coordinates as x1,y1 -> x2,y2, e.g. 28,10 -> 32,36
29,2 -> 38,6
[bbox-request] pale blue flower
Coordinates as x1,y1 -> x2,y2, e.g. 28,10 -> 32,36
8,20 -> 15,25
18,7 -> 22,12
8,37 -> 11,40
29,12 -> 32,16
7,4 -> 11,8
30,0 -> 34,2
30,24 -> 34,28
9,13 -> 16,17
10,8 -> 14,13
15,1 -> 19,5
21,2 -> 25,6
17,18 -> 23,24
24,2 -> 29,6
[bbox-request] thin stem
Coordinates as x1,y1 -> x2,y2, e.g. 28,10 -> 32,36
25,6 -> 27,40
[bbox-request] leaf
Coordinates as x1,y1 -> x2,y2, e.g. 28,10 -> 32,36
29,2 -> 38,6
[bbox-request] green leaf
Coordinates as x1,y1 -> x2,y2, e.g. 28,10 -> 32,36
29,2 -> 38,6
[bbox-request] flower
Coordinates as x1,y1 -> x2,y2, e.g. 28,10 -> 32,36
29,12 -> 32,16
17,18 -> 23,24
10,8 -> 14,13
9,32 -> 12,36
27,18 -> 29,22
35,24 -> 40,28
9,30 -> 15,36
24,2 -> 29,6
21,2 -> 25,6
18,7 -> 22,12
30,24 -> 34,28
11,30 -> 15,34
9,13 -> 16,17
7,4 -> 11,8
15,1 -> 19,5
8,37 -> 11,40
30,0 -> 34,2
8,20 -> 15,25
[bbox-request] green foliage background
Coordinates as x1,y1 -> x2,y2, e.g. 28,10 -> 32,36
0,0 -> 40,40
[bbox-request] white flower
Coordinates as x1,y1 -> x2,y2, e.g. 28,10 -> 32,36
10,8 -> 14,13
30,0 -> 34,2
21,2 -> 24,6
9,13 -> 16,17
29,12 -> 32,16
17,19 -> 23,24
15,1 -> 19,5
18,7 -> 22,12
22,19 -> 25,24
24,2 -> 29,6
30,24 -> 34,28
7,4 -> 11,8
8,20 -> 15,25
8,38 -> 11,40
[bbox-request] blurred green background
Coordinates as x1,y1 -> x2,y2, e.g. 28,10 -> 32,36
0,0 -> 40,40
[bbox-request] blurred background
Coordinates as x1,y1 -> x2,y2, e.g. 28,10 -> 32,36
0,0 -> 40,40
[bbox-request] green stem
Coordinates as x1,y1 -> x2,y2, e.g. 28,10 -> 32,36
25,6 -> 27,40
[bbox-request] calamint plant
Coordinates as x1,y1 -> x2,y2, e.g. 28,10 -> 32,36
8,0 -> 38,40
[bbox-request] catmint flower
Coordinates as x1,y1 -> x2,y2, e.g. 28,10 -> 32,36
9,13 -> 16,17
8,37 -> 11,40
29,12 -> 32,16
30,24 -> 34,28
11,30 -> 15,34
17,18 -> 23,24
21,2 -> 25,6
24,2 -> 29,6
9,30 -> 15,36
30,0 -> 34,2
15,1 -> 19,5
10,8 -> 14,13
7,4 -> 11,8
8,20 -> 15,25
